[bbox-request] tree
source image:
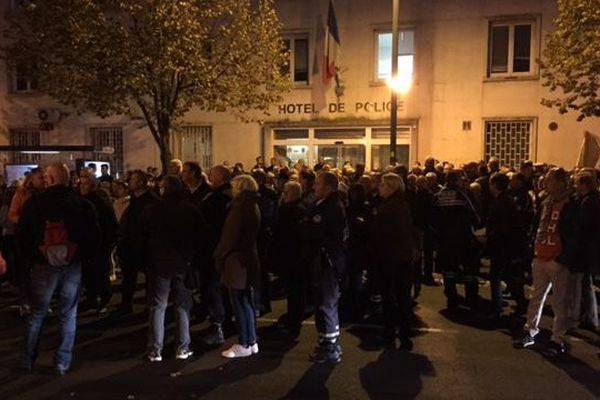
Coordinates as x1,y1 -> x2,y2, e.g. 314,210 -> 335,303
4,0 -> 289,172
541,0 -> 600,121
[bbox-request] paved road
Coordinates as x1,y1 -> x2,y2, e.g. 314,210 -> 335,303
0,280 -> 599,400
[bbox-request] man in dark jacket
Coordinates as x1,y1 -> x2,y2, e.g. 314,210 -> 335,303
18,163 -> 99,375
373,173 -> 416,349
79,168 -> 118,314
432,169 -> 481,310
304,171 -> 348,364
487,173 -> 526,316
573,172 -> 600,330
113,170 -> 160,317
273,181 -> 307,335
182,161 -> 210,207
141,175 -> 206,362
199,165 -> 233,345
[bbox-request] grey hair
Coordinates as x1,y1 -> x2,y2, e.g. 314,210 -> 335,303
381,173 -> 405,193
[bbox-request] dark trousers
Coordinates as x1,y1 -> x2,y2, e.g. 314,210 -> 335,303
120,262 -> 143,308
314,255 -> 345,345
381,263 -> 413,340
229,288 -> 257,347
423,233 -> 436,279
83,248 -> 112,306
286,263 -> 309,329
200,262 -> 226,325
580,273 -> 599,327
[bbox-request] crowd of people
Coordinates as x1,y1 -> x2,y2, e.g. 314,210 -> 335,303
0,154 -> 598,376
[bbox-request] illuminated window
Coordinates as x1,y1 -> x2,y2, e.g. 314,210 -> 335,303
282,34 -> 309,85
375,29 -> 414,81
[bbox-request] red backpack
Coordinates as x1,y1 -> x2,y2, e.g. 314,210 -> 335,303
39,220 -> 78,267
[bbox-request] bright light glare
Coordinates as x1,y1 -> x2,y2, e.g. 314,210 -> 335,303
386,73 -> 412,94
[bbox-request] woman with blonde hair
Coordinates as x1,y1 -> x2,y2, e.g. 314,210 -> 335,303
214,174 -> 262,358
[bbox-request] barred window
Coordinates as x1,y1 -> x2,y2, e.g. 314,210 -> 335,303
178,126 -> 212,171
90,127 -> 124,176
9,128 -> 40,164
484,120 -> 532,168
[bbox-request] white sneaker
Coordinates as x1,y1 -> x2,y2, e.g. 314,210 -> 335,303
221,344 -> 252,359
250,343 -> 259,355
148,351 -> 162,362
176,349 -> 194,360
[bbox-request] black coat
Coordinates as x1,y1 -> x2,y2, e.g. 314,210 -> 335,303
117,189 -> 161,267
432,187 -> 480,265
271,200 -> 305,275
83,189 -> 118,251
486,192 -> 522,259
200,183 -> 232,255
573,190 -> 600,274
372,190 -> 415,269
139,194 -> 206,277
184,181 -> 211,208
17,185 -> 99,266
302,191 -> 348,263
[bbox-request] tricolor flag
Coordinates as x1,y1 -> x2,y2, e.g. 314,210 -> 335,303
324,0 -> 341,87
311,0 -> 341,112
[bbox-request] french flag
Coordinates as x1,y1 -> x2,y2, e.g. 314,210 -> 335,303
324,0 -> 340,86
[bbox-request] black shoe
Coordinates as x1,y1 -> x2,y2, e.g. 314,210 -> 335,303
542,341 -> 565,357
399,338 -> 414,351
202,324 -> 225,346
109,305 -> 133,319
446,298 -> 459,311
309,345 -> 342,364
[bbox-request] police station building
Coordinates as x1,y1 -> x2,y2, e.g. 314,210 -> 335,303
0,0 -> 597,178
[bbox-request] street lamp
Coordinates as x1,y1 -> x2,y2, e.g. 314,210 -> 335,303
388,0 -> 412,165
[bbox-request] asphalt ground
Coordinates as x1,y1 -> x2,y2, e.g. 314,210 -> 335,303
0,277 -> 599,400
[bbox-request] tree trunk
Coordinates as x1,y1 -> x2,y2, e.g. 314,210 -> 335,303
158,122 -> 172,176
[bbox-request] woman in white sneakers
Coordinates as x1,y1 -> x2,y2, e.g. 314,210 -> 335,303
214,174 -> 261,358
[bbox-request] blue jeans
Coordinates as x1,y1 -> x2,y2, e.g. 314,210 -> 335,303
23,262 -> 82,369
229,288 -> 257,347
148,273 -> 192,353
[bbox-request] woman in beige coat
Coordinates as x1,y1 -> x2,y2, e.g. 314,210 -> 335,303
214,174 -> 261,358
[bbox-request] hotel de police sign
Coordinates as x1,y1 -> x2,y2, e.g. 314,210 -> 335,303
277,100 -> 405,115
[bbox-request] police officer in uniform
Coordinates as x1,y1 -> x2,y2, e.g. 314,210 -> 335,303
303,171 -> 348,363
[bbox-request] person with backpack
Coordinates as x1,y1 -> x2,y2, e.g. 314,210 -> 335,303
17,163 -> 99,375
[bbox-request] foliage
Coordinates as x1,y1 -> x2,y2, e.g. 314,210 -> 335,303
4,0 -> 290,170
541,0 -> 600,120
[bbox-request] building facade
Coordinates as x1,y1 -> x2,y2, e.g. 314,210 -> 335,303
0,0 -> 597,179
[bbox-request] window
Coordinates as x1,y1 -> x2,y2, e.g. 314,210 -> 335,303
282,34 -> 309,84
178,126 -> 212,171
375,29 -> 414,81
488,21 -> 535,77
10,128 -> 40,164
314,144 -> 365,169
484,120 -> 532,168
12,64 -> 38,92
90,127 -> 124,176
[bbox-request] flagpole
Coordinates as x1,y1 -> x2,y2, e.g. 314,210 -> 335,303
390,0 -> 400,165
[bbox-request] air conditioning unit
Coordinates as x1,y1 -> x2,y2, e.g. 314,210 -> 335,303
38,108 -> 63,124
